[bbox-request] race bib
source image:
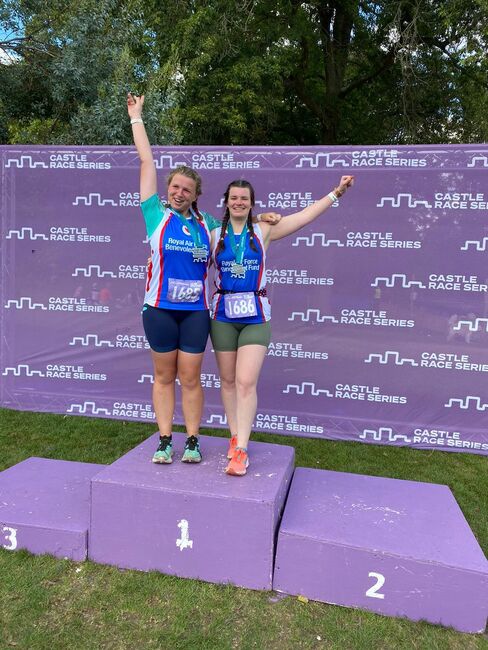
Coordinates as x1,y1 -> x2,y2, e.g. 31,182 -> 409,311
167,279 -> 203,303
224,292 -> 258,319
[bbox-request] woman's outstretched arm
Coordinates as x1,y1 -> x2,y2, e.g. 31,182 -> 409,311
262,175 -> 354,243
127,93 -> 157,202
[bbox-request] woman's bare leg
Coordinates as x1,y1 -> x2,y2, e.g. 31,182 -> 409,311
177,351 -> 205,437
235,345 -> 267,449
215,350 -> 238,438
151,349 -> 178,436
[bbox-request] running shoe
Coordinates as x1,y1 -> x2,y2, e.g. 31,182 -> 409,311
152,436 -> 173,464
227,435 -> 237,459
225,447 -> 249,476
181,435 -> 202,463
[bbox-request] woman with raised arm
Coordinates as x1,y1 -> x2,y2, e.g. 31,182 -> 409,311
127,93 -> 279,464
211,176 -> 354,476
127,92 -> 223,464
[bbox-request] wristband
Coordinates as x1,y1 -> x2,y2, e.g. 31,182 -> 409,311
256,213 -> 262,222
130,118 -> 143,125
327,191 -> 338,203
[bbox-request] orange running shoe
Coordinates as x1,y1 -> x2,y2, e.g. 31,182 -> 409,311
227,435 -> 237,459
226,447 -> 249,476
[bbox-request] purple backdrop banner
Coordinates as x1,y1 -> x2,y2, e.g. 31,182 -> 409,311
1,145 -> 487,455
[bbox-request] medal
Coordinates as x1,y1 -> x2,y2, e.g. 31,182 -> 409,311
230,262 -> 246,278
192,246 -> 208,262
228,223 -> 247,278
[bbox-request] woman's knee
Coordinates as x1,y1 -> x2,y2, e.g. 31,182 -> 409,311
220,374 -> 236,392
153,368 -> 177,387
178,368 -> 202,390
236,375 -> 257,398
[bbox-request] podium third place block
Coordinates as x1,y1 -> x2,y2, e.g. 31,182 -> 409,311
0,457 -> 104,560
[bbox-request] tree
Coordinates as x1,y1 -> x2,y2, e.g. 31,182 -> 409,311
1,0 -> 173,144
1,0 -> 487,145
150,0 -> 488,145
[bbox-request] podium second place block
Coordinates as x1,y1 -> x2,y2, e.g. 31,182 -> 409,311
273,468 -> 488,633
89,432 -> 294,589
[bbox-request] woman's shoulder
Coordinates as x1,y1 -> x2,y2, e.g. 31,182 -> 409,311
140,194 -> 169,238
200,211 -> 222,231
141,193 -> 165,212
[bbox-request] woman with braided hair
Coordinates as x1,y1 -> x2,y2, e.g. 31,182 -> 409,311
128,93 -> 222,464
128,93 -> 280,465
211,176 -> 354,476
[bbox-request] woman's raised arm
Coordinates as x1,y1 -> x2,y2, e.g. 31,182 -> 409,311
127,93 -> 157,202
262,175 -> 354,244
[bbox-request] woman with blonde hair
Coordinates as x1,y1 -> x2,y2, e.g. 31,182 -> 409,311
128,93 -> 279,464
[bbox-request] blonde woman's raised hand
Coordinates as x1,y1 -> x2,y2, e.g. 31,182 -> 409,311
127,93 -> 144,120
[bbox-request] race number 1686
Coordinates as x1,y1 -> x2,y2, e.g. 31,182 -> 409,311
224,292 -> 258,319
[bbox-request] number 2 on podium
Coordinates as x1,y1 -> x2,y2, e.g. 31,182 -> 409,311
366,571 -> 385,599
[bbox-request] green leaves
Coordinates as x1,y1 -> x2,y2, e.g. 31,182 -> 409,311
1,0 -> 487,144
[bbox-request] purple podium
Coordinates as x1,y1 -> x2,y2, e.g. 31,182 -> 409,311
273,468 -> 488,633
89,432 -> 294,589
0,457 -> 104,560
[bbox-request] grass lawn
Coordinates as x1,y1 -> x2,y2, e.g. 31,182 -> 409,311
0,407 -> 487,649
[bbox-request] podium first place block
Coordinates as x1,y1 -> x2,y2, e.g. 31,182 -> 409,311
0,457 -> 105,560
89,432 -> 294,590
273,468 -> 488,633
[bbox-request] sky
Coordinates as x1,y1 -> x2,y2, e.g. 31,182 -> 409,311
0,21 -> 23,64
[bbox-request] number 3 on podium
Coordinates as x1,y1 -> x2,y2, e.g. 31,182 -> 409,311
2,526 -> 18,551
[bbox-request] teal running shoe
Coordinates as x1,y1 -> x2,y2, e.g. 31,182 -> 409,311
152,436 -> 173,464
181,435 -> 202,463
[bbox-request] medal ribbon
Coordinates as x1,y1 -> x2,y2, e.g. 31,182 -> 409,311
170,207 -> 203,248
227,223 -> 248,264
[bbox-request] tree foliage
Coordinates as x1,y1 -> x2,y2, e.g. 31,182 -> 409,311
1,0 -> 487,145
